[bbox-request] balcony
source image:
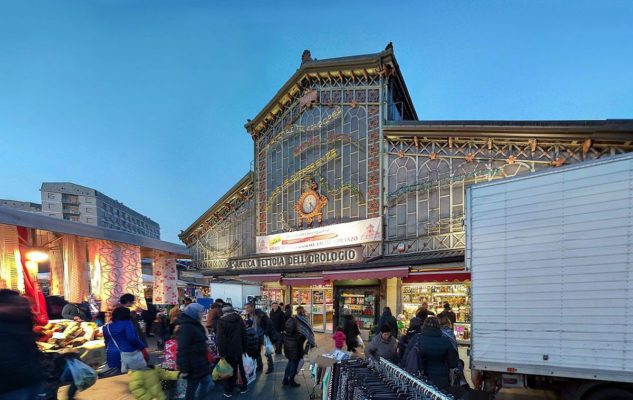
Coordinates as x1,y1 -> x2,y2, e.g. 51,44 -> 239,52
63,207 -> 80,215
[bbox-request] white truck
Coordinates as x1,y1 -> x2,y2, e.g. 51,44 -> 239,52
466,153 -> 633,400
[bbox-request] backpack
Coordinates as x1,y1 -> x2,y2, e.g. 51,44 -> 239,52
401,334 -> 425,377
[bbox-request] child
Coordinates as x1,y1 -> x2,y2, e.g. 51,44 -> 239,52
332,326 -> 346,350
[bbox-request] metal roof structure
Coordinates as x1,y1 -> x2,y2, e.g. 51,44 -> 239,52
0,205 -> 189,257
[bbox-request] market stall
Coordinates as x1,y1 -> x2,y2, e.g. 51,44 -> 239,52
402,270 -> 471,344
36,319 -> 106,369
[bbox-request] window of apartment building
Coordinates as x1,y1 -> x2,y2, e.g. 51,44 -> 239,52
47,203 -> 55,209
48,213 -> 56,217
47,193 -> 55,199
85,198 -> 93,204
86,217 -> 94,223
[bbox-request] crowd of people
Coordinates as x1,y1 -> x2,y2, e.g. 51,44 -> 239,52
0,288 -> 464,399
358,303 -> 464,392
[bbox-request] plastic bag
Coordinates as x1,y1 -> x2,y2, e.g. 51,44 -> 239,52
356,335 -> 364,348
212,358 -> 234,381
66,358 -> 98,391
242,355 -> 256,385
264,335 -> 274,356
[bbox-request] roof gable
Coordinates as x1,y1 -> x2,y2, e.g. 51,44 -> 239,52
245,43 -> 417,140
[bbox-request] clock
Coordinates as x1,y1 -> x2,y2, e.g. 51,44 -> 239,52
294,184 -> 328,228
302,193 -> 318,213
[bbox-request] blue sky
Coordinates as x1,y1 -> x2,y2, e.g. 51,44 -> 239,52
1,0 -> 632,243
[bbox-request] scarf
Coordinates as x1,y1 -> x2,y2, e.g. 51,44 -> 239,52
296,315 -> 316,347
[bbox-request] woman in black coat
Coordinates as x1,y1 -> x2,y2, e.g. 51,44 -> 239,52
398,317 -> 422,360
176,303 -> 212,400
341,309 -> 361,352
0,290 -> 44,399
282,316 -> 305,388
414,316 -> 458,391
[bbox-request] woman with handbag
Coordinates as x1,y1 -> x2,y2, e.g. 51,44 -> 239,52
103,307 -> 148,375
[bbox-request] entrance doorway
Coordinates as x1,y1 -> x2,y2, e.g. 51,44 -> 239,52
291,285 -> 333,333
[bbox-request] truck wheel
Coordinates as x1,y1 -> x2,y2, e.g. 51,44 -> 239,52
585,388 -> 633,400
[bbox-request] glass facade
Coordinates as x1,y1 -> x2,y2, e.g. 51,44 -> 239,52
257,84 -> 382,235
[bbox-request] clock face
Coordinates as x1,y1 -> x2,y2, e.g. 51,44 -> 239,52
302,194 -> 318,213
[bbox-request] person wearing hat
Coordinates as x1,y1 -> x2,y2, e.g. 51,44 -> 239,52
341,308 -> 361,353
176,303 -> 213,400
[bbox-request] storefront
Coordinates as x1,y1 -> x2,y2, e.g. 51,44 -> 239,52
178,46 -> 633,347
402,269 -> 471,343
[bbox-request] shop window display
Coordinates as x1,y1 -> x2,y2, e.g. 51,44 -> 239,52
335,286 -> 379,337
402,283 -> 471,343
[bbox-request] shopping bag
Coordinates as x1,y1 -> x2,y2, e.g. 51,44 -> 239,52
168,378 -> 187,400
162,339 -> 178,370
264,335 -> 274,356
297,358 -> 305,372
212,358 -> 234,381
121,350 -> 147,372
242,354 -> 257,385
207,332 -> 220,363
66,358 -> 98,391
355,334 -> 364,348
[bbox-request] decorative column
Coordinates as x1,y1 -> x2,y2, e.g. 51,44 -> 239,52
92,240 -> 146,311
152,252 -> 178,305
62,235 -> 89,303
0,223 -> 24,292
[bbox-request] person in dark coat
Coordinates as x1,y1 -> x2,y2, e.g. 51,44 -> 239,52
377,307 -> 398,338
61,302 -> 89,321
216,304 -> 248,396
283,303 -> 292,320
176,303 -> 213,400
439,302 -> 457,325
398,317 -> 422,360
141,298 -> 158,337
252,308 -> 276,373
282,316 -> 305,388
269,302 -> 285,354
0,289 -> 44,399
415,302 -> 436,322
341,308 -> 361,353
414,316 -> 458,391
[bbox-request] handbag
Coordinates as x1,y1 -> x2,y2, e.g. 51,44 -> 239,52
106,323 -> 147,372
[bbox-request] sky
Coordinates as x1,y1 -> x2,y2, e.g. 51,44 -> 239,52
1,0 -> 632,243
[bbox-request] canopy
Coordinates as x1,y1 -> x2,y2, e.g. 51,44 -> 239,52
280,276 -> 326,286
239,273 -> 281,283
402,270 -> 470,283
323,266 -> 409,281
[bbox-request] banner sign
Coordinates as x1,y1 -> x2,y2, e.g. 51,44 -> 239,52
228,246 -> 363,270
256,217 -> 382,254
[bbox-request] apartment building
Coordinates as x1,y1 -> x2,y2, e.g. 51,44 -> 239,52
40,182 -> 160,239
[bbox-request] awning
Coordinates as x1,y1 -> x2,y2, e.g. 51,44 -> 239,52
281,276 -> 326,286
239,273 -> 281,283
402,270 -> 470,283
323,266 -> 409,281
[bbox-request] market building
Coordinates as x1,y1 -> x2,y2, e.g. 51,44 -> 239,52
180,44 -> 633,341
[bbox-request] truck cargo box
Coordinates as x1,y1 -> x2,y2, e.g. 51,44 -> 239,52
466,153 -> 633,383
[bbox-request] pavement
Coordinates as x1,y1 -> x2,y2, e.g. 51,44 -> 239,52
58,333 -> 558,400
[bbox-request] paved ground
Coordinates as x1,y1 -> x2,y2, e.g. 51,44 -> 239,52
59,333 -> 558,400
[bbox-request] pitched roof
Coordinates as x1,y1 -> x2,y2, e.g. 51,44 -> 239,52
179,172 -> 253,241
245,44 -> 417,139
